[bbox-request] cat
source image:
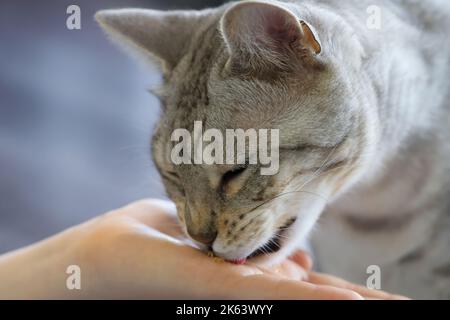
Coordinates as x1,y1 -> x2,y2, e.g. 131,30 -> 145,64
96,0 -> 450,299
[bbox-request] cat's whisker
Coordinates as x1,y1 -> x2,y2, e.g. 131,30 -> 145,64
289,159 -> 368,192
287,147 -> 379,193
231,149 -> 376,218
238,189 -> 327,216
273,232 -> 291,240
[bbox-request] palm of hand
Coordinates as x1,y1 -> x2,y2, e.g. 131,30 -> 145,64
76,200 -> 406,300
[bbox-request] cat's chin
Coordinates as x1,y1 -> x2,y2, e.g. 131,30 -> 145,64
211,228 -> 297,266
212,209 -> 318,265
246,218 -> 312,268
246,243 -> 295,267
245,222 -> 302,267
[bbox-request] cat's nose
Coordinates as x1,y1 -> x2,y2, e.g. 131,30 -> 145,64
184,206 -> 217,246
187,228 -> 217,246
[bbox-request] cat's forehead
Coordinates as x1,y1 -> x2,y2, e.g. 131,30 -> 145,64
158,24 -> 351,147
159,23 -> 223,123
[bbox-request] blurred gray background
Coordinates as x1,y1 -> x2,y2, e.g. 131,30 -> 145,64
0,0 -> 224,253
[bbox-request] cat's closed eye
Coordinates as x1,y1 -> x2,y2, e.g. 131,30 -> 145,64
220,166 -> 248,194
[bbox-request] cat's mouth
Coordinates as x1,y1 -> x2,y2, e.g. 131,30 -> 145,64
247,218 -> 296,259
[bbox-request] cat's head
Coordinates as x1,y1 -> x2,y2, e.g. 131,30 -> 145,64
96,0 -> 377,264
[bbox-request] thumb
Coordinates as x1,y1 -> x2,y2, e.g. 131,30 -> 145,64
289,250 -> 313,271
214,273 -> 363,300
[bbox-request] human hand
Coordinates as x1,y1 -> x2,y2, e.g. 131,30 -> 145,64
72,199 -> 406,299
0,199 -> 407,299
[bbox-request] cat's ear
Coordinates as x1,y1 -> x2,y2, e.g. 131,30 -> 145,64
95,9 -> 203,72
220,1 -> 321,71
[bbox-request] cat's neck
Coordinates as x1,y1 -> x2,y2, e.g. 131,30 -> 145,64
299,0 -> 449,158
277,0 -> 450,189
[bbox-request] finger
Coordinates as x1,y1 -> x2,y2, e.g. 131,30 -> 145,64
249,259 -> 309,281
213,273 -> 363,300
114,199 -> 183,237
289,250 -> 313,271
307,272 -> 409,300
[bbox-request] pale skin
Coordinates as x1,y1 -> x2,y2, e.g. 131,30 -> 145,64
0,199 -> 407,299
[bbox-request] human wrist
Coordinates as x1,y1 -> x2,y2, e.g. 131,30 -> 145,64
0,223 -> 92,299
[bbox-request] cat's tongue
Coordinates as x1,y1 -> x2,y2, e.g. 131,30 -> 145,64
228,258 -> 247,265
